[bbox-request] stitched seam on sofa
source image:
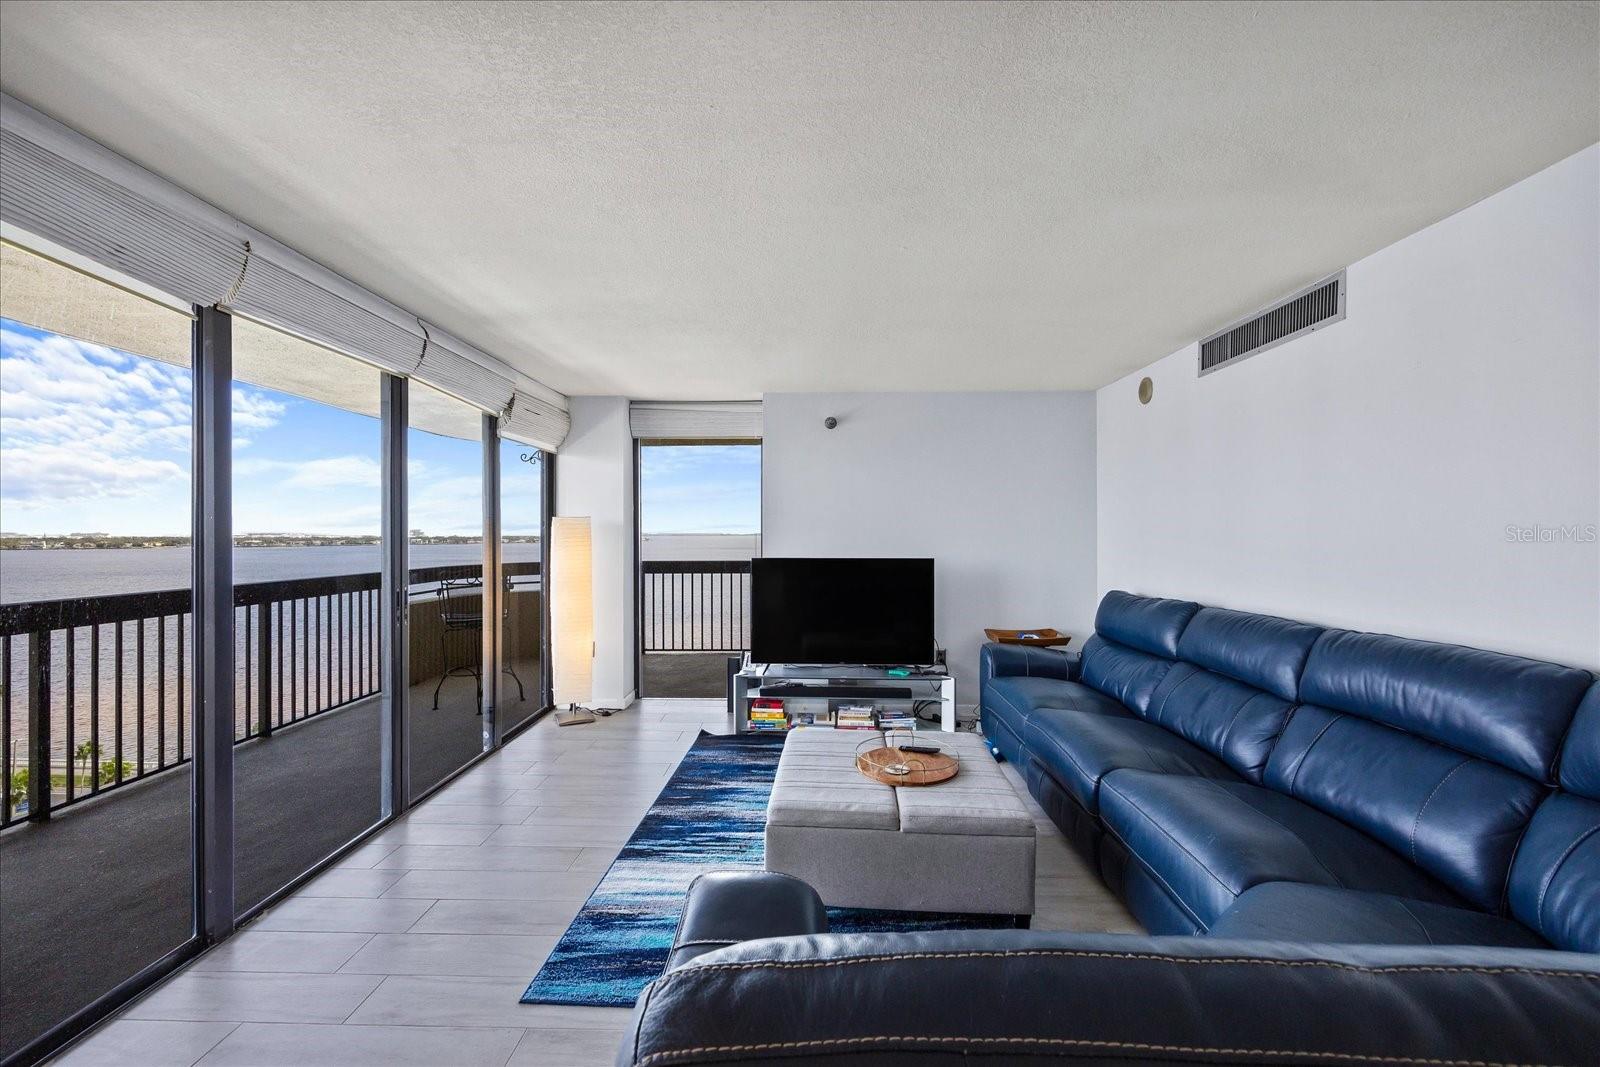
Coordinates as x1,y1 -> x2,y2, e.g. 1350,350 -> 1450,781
1393,898 -> 1438,946
1217,691 -> 1270,775
1410,759 -> 1472,865
1286,713 -> 1343,796
1148,662 -> 1200,730
1100,779 -> 1237,897
1534,822 -> 1600,932
1195,777 -> 1350,891
1033,729 -> 1099,804
634,1033 -> 1556,1067
1104,822 -> 1211,933
988,687 -> 1031,730
651,948 -> 1600,981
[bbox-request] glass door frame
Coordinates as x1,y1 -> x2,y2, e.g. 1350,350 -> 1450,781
631,436 -> 763,700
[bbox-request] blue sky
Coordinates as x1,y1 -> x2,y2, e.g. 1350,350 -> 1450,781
640,444 -> 761,535
2,319 -> 749,537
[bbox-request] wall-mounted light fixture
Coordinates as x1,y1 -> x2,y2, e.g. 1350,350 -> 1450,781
1138,377 -> 1154,405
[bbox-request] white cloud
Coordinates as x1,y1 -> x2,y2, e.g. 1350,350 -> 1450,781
1,324 -> 295,532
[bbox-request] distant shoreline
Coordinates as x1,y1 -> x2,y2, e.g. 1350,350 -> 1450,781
0,535 -> 540,550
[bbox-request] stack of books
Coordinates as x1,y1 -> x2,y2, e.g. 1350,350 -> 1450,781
835,703 -> 878,731
789,708 -> 834,728
748,698 -> 790,732
879,709 -> 917,732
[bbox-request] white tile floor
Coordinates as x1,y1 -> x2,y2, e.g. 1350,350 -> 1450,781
52,699 -> 1138,1066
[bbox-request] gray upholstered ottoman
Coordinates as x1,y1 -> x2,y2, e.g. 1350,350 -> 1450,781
764,730 -> 1036,917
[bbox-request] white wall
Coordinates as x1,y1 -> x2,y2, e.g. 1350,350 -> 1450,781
554,396 -> 637,707
761,392 -> 1098,712
1097,145 -> 1600,670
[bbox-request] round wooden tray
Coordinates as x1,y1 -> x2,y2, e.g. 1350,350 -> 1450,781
855,745 -> 960,786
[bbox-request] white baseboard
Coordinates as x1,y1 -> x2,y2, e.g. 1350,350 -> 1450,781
582,690 -> 636,712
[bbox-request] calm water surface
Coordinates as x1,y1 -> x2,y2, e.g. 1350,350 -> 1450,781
0,544 -> 538,603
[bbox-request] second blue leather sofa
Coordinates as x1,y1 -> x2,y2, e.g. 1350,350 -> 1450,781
980,591 -> 1600,952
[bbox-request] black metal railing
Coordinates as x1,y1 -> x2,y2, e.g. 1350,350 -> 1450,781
0,562 -> 539,828
641,560 -> 752,654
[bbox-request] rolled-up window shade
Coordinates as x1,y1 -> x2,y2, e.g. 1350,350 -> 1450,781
228,254 -> 422,377
628,401 -> 762,440
1,93 -> 566,423
417,340 -> 515,415
500,389 -> 571,452
0,127 -> 244,308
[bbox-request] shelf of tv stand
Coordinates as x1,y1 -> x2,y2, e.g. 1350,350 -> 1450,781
733,662 -> 957,733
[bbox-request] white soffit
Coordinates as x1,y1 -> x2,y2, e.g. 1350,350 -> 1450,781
1,1 -> 1594,397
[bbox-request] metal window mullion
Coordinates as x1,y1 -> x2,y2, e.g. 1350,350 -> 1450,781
192,305 -> 235,941
482,414 -> 502,749
540,452 -> 555,711
380,373 -> 409,816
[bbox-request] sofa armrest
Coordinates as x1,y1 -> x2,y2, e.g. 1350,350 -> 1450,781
979,641 -> 1081,689
666,871 -> 828,971
620,930 -> 1600,1066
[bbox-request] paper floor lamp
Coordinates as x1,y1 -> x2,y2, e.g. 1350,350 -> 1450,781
550,516 -> 594,722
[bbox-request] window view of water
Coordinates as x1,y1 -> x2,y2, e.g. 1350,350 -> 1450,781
0,542 -> 540,603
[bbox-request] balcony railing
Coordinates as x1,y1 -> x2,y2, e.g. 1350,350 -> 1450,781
641,560 -> 752,654
0,562 -> 539,828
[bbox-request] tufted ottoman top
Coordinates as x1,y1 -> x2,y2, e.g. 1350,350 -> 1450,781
767,729 -> 1036,838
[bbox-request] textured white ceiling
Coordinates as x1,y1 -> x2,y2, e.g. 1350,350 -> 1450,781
1,1 -> 1595,398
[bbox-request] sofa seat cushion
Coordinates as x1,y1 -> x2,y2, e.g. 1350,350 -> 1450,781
1023,710 -> 1242,816
1099,770 -> 1461,931
1210,883 -> 1547,948
985,677 -> 1132,741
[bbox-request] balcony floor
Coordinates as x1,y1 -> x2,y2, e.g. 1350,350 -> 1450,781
639,651 -> 731,698
1,662 -> 541,1063
39,700 -> 1138,1067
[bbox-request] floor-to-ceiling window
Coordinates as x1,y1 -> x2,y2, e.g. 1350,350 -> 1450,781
407,383 -> 487,799
499,441 -> 548,733
0,242 -> 197,1060
637,442 -> 761,698
231,319 -> 385,915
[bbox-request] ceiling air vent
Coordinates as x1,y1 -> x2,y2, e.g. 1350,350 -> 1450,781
1199,271 -> 1346,376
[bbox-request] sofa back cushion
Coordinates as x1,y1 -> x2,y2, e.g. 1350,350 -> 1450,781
1507,682 -> 1600,952
1079,635 -> 1176,717
1264,634 -> 1592,913
1078,593 -> 1200,716
1297,630 -> 1591,782
1265,706 -> 1544,912
1141,664 -> 1295,783
1175,607 -> 1324,703
1094,591 -> 1200,659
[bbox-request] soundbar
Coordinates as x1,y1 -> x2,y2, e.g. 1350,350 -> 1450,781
755,684 -> 914,700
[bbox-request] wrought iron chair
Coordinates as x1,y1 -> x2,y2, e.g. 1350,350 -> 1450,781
431,575 -> 527,710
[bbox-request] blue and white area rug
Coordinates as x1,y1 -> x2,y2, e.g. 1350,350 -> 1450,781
522,730 -> 1013,1007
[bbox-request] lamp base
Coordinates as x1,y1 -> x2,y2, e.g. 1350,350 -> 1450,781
555,706 -> 596,727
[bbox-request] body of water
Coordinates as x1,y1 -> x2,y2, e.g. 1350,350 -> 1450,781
0,543 -> 541,604
2,535 -> 757,603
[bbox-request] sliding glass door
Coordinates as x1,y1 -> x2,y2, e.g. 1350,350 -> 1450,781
0,243 -> 197,1060
231,319 -> 385,915
499,441 -> 548,733
406,383 -> 488,800
0,241 -> 555,1060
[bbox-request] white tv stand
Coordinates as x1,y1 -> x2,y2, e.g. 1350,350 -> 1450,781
732,659 -> 957,732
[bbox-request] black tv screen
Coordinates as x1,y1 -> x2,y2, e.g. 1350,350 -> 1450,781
750,557 -> 935,665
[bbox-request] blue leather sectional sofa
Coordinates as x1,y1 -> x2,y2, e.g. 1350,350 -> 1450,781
615,593 -> 1599,1064
980,590 -> 1600,951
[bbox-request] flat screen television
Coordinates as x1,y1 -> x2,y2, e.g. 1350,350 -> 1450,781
749,557 -> 935,666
